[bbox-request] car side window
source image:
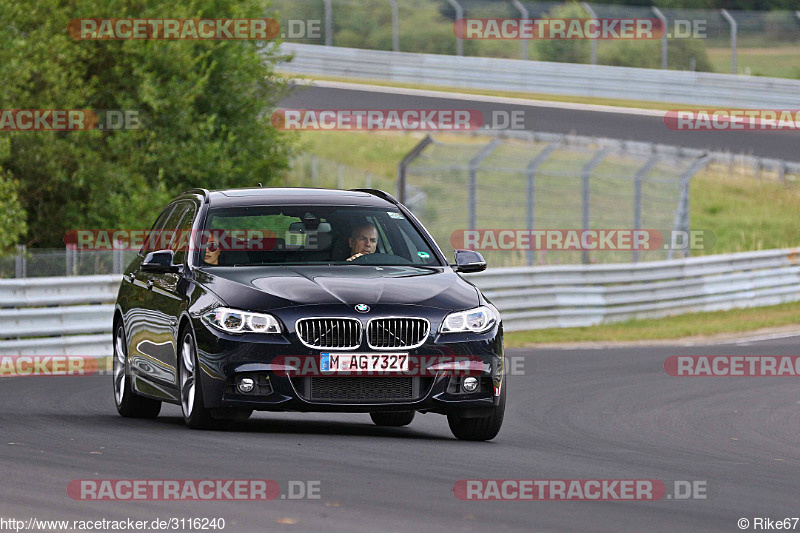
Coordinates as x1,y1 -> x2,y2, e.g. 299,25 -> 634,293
171,203 -> 196,265
140,204 -> 177,256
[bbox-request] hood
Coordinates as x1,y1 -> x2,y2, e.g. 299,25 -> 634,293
195,265 -> 479,311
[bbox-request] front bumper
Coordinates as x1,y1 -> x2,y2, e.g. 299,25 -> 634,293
191,306 -> 503,415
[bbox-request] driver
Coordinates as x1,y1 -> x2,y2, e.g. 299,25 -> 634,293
346,223 -> 378,261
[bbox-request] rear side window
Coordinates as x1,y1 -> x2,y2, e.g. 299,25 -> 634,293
171,203 -> 197,265
140,204 -> 176,255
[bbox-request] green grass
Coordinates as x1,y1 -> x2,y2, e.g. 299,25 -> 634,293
707,46 -> 800,79
692,170 -> 800,254
292,130 -> 421,178
504,300 -> 800,347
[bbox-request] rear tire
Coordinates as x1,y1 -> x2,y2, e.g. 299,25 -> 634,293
370,411 -> 415,427
447,383 -> 505,441
113,323 -> 161,418
179,330 -> 216,429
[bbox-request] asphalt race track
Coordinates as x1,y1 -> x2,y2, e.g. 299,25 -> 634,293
2,336 -> 800,532
279,84 -> 800,161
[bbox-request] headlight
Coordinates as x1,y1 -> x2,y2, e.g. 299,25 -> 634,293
203,307 -> 282,334
440,305 -> 497,334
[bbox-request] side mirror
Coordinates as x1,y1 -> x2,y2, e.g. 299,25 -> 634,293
141,249 -> 181,273
452,249 -> 487,273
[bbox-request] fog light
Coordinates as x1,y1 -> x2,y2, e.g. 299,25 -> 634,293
462,376 -> 479,392
237,377 -> 255,394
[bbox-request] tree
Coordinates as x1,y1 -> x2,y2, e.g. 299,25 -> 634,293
0,0 -> 293,247
534,3 -> 592,64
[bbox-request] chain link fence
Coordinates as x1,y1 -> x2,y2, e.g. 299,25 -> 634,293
398,131 -> 703,267
0,247 -> 139,279
270,0 -> 800,77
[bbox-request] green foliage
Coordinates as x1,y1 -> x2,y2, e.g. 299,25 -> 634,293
599,38 -> 714,71
533,3 -> 591,64
0,0 -> 293,247
0,165 -> 27,254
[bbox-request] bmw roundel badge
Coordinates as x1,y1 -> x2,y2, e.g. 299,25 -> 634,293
355,303 -> 370,313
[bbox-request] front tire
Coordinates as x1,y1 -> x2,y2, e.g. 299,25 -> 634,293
179,330 -> 215,429
113,323 -> 161,418
370,411 -> 415,427
447,383 -> 505,441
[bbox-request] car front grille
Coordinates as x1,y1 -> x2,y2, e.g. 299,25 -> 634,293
367,318 -> 430,349
292,376 -> 434,403
310,376 -> 414,401
296,318 -> 362,349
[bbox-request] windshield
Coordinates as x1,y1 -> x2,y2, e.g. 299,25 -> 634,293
196,205 -> 442,267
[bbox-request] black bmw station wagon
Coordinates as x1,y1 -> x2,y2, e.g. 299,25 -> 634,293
113,187 -> 505,440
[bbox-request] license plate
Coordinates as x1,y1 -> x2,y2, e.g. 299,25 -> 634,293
320,353 -> 409,373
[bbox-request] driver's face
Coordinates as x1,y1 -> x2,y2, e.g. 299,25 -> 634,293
349,226 -> 378,256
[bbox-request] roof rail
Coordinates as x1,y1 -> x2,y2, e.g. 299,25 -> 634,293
180,188 -> 211,203
350,188 -> 400,205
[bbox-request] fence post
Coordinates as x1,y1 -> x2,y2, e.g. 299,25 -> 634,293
720,9 -> 737,75
468,139 -> 500,231
445,0 -> 464,56
385,0 -> 399,52
581,147 -> 611,264
512,0 -> 529,61
652,7 -> 668,69
668,154 -> 709,260
632,154 -> 659,263
365,172 -> 372,188
525,142 -> 561,265
323,0 -> 333,46
15,245 -> 26,278
397,135 -> 433,204
311,155 -> 319,186
337,163 -> 344,189
582,2 -> 598,65
65,245 -> 73,277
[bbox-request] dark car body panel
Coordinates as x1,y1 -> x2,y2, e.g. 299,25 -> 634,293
114,188 -> 503,416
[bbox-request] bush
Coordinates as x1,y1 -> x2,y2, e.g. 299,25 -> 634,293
0,166 -> 26,253
599,38 -> 714,71
534,3 -> 591,64
0,0 -> 293,247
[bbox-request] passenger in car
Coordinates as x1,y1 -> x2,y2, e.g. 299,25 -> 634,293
346,223 -> 378,261
204,237 -> 221,265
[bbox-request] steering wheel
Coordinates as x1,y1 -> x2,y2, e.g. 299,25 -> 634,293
347,252 -> 413,265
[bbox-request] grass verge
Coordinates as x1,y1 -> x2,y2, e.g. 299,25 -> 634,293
504,300 -> 800,347
707,46 -> 800,80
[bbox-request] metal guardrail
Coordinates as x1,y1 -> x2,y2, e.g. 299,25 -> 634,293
465,248 -> 800,330
0,248 -> 798,354
279,43 -> 800,108
0,275 -> 120,356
